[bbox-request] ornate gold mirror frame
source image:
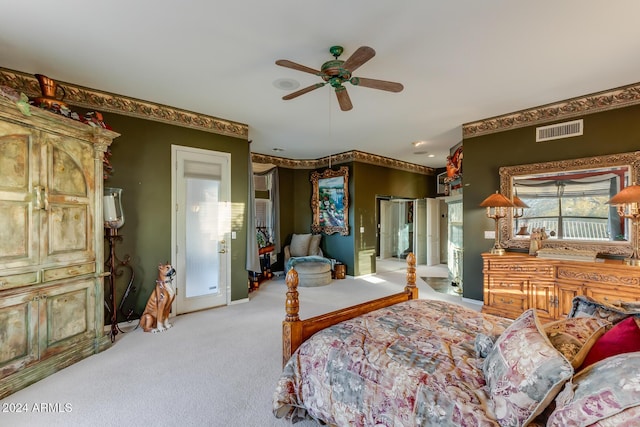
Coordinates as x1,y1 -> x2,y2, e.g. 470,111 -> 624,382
311,166 -> 349,235
499,151 -> 640,257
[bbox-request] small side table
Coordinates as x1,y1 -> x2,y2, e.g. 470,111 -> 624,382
334,262 -> 346,279
249,245 -> 275,291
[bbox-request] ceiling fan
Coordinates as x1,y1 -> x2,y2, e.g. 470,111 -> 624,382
275,45 -> 404,111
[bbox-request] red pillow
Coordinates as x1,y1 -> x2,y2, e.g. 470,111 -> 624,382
580,316 -> 640,370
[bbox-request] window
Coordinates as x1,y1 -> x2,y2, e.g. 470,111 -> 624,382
254,173 -> 273,247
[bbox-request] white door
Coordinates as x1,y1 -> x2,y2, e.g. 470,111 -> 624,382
426,198 -> 440,265
379,200 -> 393,258
413,199 -> 427,264
172,146 -> 230,314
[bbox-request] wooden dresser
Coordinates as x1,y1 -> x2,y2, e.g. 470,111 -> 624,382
482,252 -> 640,322
0,96 -> 118,398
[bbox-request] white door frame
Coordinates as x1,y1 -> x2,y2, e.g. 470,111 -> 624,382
170,145 -> 232,315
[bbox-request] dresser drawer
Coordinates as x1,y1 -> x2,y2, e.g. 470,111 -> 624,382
487,277 -> 527,294
487,291 -> 528,312
0,271 -> 40,291
585,287 -> 640,307
43,263 -> 95,282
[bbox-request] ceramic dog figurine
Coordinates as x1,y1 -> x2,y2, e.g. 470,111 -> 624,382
139,263 -> 176,333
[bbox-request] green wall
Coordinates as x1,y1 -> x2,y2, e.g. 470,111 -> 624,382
276,161 -> 433,277
102,112 -> 250,319
462,104 -> 640,301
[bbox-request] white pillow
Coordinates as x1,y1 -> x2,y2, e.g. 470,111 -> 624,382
289,234 -> 312,257
308,234 -> 322,256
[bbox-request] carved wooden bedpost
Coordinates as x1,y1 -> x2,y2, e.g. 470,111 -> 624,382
283,268 -> 303,367
405,252 -> 418,299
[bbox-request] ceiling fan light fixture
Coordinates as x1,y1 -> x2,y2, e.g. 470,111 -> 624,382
273,78 -> 300,91
275,45 -> 403,111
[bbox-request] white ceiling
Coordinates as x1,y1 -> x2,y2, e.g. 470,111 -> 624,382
2,1 -> 640,169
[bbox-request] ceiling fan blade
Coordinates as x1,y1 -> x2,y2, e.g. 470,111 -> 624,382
282,83 -> 326,100
335,86 -> 353,111
275,59 -> 321,76
342,46 -> 376,72
351,77 -> 404,93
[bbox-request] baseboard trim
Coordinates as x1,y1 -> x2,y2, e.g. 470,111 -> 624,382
462,297 -> 483,307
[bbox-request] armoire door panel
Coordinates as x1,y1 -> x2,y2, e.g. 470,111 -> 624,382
49,145 -> 88,197
40,279 -> 95,357
47,204 -> 90,255
0,292 -> 39,377
0,129 -> 39,270
40,136 -> 94,265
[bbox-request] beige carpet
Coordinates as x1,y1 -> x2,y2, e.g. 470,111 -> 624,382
0,259 -> 479,427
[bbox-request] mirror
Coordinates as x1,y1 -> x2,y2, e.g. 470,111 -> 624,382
499,151 -> 640,257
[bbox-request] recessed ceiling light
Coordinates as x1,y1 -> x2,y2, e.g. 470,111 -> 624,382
273,78 -> 300,91
428,154 -> 435,158
272,147 -> 285,152
412,141 -> 427,147
414,151 -> 428,155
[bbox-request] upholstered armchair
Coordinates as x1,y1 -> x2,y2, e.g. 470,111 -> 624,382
284,233 -> 333,287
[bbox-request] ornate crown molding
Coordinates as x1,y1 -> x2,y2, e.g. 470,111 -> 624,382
1,68 -> 433,173
463,81 -> 640,139
0,67 -> 248,140
251,150 -> 435,175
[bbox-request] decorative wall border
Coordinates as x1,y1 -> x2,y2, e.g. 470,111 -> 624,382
251,150 -> 435,175
463,81 -> 640,138
1,67 -> 433,174
0,67 -> 248,140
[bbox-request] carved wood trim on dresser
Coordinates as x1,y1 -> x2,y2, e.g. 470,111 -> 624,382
482,252 -> 640,322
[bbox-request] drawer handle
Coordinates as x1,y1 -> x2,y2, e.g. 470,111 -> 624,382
499,297 -> 514,305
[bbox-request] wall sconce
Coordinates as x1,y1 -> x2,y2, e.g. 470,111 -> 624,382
480,191 -> 515,255
607,183 -> 640,266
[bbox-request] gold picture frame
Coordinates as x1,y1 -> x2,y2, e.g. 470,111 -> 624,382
311,166 -> 349,235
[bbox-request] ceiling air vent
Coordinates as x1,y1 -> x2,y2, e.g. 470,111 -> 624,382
536,119 -> 583,142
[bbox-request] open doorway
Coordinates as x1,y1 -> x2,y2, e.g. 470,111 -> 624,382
376,196 -> 440,266
376,197 -> 414,260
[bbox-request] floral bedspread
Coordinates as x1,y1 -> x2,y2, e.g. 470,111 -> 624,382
273,299 -> 513,426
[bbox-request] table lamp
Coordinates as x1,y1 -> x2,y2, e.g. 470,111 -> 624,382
480,191 -> 515,255
607,183 -> 640,266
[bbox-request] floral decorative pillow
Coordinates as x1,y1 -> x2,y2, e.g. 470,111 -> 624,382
544,317 -> 609,368
474,333 -> 497,358
568,295 -> 637,325
547,352 -> 640,426
483,309 -> 573,427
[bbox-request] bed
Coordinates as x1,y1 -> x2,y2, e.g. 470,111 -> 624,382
273,254 -> 640,426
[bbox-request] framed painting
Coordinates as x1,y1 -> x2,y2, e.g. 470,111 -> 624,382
311,166 -> 349,235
